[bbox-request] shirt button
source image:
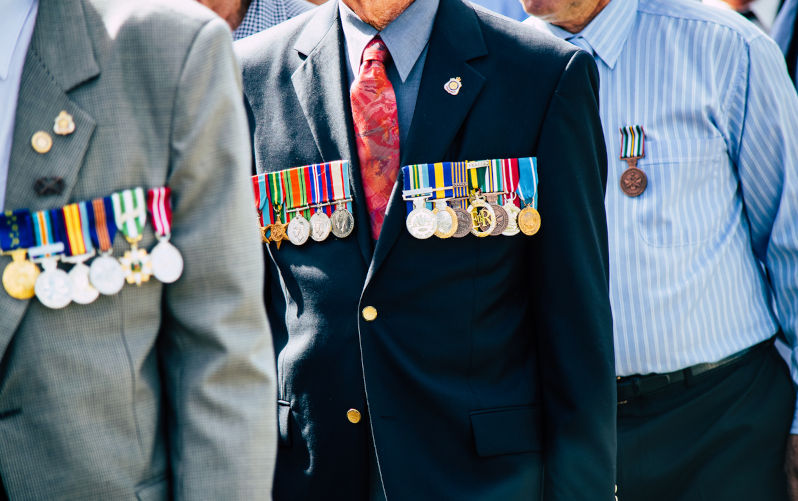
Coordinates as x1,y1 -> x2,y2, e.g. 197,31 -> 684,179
362,306 -> 378,321
347,409 -> 362,424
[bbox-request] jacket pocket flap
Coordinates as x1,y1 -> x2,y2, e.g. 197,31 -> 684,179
470,405 -> 541,457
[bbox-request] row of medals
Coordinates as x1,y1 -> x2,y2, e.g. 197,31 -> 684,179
2,238 -> 183,310
405,191 -> 541,240
262,202 -> 355,247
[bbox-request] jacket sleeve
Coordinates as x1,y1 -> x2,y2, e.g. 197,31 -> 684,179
159,18 -> 277,500
530,49 -> 616,501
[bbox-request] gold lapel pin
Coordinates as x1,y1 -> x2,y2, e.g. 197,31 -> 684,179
53,110 -> 75,136
444,77 -> 462,96
31,131 -> 53,154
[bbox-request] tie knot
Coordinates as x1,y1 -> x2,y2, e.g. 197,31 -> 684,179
362,37 -> 391,65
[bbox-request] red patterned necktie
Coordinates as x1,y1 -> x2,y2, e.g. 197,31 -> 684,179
350,37 -> 400,240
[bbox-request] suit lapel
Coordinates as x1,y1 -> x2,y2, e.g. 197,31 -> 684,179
0,0 -> 99,346
366,0 -> 488,284
291,1 -> 372,266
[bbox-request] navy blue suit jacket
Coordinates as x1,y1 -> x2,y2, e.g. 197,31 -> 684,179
236,0 -> 616,499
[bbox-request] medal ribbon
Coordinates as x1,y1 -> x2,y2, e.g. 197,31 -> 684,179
62,202 -> 94,256
30,209 -> 66,259
284,167 -> 309,222
0,210 -> 35,251
516,157 -> 539,209
467,164 -> 488,195
146,187 -> 173,238
90,197 -> 118,253
251,175 -> 265,227
620,125 -> 645,159
452,161 -> 468,209
308,163 -> 328,215
486,159 -> 503,197
501,158 -> 521,207
111,188 -> 147,242
330,160 -> 352,212
267,171 -> 285,223
429,162 -> 454,201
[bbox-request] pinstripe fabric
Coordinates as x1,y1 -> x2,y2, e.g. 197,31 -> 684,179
528,0 -> 798,429
233,0 -> 315,40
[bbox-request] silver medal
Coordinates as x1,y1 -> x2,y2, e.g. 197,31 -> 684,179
406,198 -> 437,239
287,216 -> 311,246
502,202 -> 521,236
151,239 -> 184,284
90,254 -> 126,295
330,207 -> 355,238
310,211 -> 332,242
68,262 -> 99,304
34,258 -> 72,309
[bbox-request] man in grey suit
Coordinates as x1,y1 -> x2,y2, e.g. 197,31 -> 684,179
0,0 -> 276,498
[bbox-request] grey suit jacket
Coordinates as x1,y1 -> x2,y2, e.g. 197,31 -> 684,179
0,0 -> 276,499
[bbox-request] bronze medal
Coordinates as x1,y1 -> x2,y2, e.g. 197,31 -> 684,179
2,250 -> 39,300
620,167 -> 647,197
488,202 -> 508,236
518,207 -> 541,236
452,206 -> 472,238
269,221 -> 288,249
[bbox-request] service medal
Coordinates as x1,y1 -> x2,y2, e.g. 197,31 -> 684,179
406,199 -> 437,239
119,243 -> 153,286
89,254 -> 126,295
34,257 -> 71,309
150,239 -> 184,284
310,211 -> 332,242
502,202 -> 521,236
2,249 -> 39,300
331,206 -> 354,238
518,206 -> 542,236
619,125 -> 647,197
468,197 -> 496,238
68,262 -> 99,305
111,189 -> 152,285
432,201 -> 457,239
451,206 -> 473,238
287,216 -> 311,246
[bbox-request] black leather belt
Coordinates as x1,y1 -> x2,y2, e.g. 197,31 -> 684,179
617,338 -> 774,404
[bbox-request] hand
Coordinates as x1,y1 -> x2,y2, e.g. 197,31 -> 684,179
784,435 -> 798,501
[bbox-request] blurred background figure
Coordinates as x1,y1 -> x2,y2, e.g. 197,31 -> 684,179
468,0 -> 529,20
196,0 -> 320,39
704,0 -> 781,32
772,0 -> 798,86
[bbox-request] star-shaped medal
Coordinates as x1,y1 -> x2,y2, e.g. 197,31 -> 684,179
269,222 -> 287,250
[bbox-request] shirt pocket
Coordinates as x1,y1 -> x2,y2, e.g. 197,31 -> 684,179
636,137 -> 727,247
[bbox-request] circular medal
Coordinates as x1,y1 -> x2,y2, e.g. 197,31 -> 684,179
489,204 -> 508,236
151,240 -> 184,284
310,211 -> 332,242
68,263 -> 99,304
89,254 -> 126,295
35,267 -> 72,309
502,203 -> 521,236
518,207 -> 542,236
287,216 -> 311,246
468,198 -> 496,238
451,207 -> 472,238
433,204 -> 458,239
620,167 -> 647,197
330,208 -> 355,238
2,254 -> 40,300
406,205 -> 437,239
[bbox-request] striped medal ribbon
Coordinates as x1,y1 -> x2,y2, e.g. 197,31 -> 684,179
112,187 -> 152,286
329,160 -> 354,239
516,157 -> 541,236
0,210 -> 39,300
484,160 -> 508,236
429,162 -> 458,239
500,158 -> 522,236
619,125 -> 647,197
89,196 -> 126,295
29,209 -> 72,309
266,171 -> 288,249
147,187 -> 183,284
402,163 -> 437,239
308,163 -> 332,242
62,201 -> 99,304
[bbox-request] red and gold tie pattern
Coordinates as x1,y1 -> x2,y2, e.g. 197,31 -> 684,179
350,37 -> 400,240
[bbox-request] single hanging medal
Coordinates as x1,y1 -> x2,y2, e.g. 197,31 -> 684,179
0,209 -> 39,300
284,167 -> 311,246
329,161 -> 355,238
29,209 -> 72,309
500,158 -> 521,236
450,162 -> 472,238
267,171 -> 288,248
61,202 -> 99,304
516,157 -> 541,236
619,125 -> 647,197
147,187 -> 184,283
89,196 -> 126,295
402,163 -> 437,239
428,163 -> 457,239
466,162 -> 496,238
484,159 -> 508,236
112,187 -> 152,285
308,163 -> 332,242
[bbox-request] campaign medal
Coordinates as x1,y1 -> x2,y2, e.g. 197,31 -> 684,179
405,198 -> 436,239
619,125 -> 647,197
427,162 -> 457,239
484,160 -> 509,236
284,168 -> 311,246
499,158 -> 522,236
330,205 -> 354,238
433,201 -> 457,239
308,163 -> 332,242
88,196 -> 125,295
502,200 -> 521,236
465,162 -> 496,237
29,210 -> 71,309
401,163 -> 438,239
112,188 -> 152,286
329,160 -> 355,238
516,157 -> 541,236
147,187 -> 184,284
1,210 -> 39,299
61,202 -> 99,304
449,162 -> 472,238
264,171 -> 290,249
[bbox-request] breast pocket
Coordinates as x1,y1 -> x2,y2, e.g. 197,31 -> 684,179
636,138 -> 728,247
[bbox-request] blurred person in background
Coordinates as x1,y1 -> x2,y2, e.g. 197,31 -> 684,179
772,0 -> 798,86
197,0 -> 318,39
467,0 -> 529,20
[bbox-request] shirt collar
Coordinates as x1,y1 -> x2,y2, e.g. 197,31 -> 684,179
546,0 -> 637,69
339,0 -> 439,82
0,0 -> 37,80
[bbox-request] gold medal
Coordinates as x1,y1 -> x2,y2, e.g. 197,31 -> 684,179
518,206 -> 541,236
467,195 -> 496,238
432,201 -> 457,239
2,250 -> 40,300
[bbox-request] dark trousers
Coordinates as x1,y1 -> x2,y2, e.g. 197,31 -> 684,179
617,343 -> 794,501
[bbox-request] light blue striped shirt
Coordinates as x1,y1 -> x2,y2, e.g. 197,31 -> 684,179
528,0 -> 798,429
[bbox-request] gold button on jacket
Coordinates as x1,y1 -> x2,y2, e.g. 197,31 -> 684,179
361,306 -> 377,321
346,409 -> 361,424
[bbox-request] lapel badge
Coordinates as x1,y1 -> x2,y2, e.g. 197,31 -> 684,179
53,111 -> 75,136
31,131 -> 53,154
444,77 -> 462,96
34,176 -> 65,196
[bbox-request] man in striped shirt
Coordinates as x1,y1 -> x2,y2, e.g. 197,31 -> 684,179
525,0 -> 798,498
